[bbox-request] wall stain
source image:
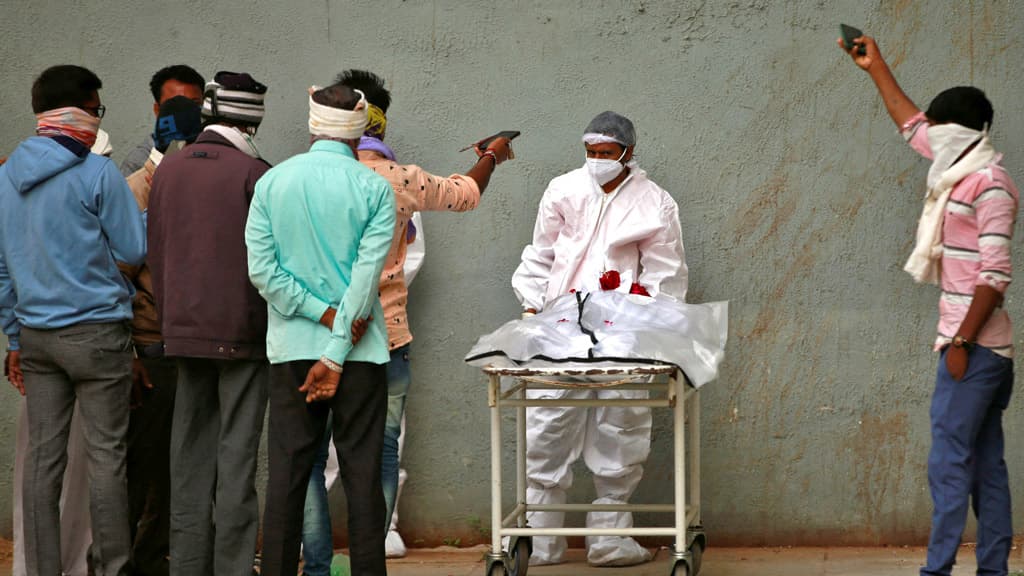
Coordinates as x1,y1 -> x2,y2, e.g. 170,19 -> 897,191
842,411 -> 910,538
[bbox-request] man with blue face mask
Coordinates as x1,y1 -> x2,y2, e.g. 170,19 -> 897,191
512,111 -> 687,567
841,34 -> 1019,576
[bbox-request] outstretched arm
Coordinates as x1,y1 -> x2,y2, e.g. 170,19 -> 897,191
838,35 -> 920,127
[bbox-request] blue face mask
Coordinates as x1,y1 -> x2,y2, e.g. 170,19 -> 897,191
153,96 -> 202,153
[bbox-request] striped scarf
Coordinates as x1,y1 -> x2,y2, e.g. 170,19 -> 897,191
36,107 -> 101,149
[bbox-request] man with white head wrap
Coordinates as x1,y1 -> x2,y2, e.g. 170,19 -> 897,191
295,69 -> 515,574
247,82 -> 395,576
511,111 -> 687,567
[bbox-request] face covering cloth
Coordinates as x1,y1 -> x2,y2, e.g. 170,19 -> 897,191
357,134 -> 396,161
36,107 -> 101,149
904,123 -> 996,284
90,129 -> 112,156
153,95 -> 202,153
927,123 -> 986,190
586,147 -> 628,185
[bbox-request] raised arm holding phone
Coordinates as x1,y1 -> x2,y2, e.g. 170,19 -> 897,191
840,31 -> 1019,576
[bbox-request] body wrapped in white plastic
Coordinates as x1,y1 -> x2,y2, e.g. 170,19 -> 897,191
465,290 -> 727,388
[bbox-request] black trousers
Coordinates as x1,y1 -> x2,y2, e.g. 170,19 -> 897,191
127,356 -> 177,576
261,360 -> 388,576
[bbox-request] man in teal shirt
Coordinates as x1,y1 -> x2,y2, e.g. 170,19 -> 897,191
246,82 -> 395,576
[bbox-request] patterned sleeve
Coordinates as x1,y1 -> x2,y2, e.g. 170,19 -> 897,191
411,165 -> 481,213
901,111 -> 933,160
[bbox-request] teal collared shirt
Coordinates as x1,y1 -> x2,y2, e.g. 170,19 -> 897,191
246,140 -> 396,365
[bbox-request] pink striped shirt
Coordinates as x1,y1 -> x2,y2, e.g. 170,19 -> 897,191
902,112 -> 1019,356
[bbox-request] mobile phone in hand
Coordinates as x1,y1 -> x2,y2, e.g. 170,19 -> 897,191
840,24 -> 867,56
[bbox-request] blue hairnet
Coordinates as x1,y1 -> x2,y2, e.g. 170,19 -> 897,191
583,111 -> 636,147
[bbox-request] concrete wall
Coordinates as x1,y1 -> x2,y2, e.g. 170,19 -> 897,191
1,0 -> 1023,546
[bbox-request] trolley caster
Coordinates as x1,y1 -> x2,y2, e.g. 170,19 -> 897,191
689,540 -> 703,575
688,528 -> 706,575
486,552 -> 507,576
507,536 -> 532,576
670,560 -> 690,576
670,538 -> 705,576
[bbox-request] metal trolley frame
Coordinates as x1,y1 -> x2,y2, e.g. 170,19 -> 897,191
480,363 -> 705,576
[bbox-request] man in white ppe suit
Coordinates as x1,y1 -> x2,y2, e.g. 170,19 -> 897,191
512,111 -> 687,566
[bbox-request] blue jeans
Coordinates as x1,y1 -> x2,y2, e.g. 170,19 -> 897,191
383,345 -> 412,532
921,345 -> 1013,576
301,416 -> 334,576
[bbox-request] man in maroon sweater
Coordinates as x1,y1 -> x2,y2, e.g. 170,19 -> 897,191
147,70 -> 271,576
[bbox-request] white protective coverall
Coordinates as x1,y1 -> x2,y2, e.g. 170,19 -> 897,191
511,163 -> 687,566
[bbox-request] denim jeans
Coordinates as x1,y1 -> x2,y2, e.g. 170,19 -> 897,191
921,345 -> 1014,576
301,416 -> 334,576
383,345 -> 411,532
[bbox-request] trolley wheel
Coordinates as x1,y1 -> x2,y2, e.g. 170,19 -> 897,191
485,551 -> 508,576
507,536 -> 531,576
670,560 -> 689,576
689,541 -> 703,575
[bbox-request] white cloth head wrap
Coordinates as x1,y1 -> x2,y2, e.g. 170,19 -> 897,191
308,86 -> 368,139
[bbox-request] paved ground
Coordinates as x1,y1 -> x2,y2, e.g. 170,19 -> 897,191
1,541 -> 1021,575
385,545 -> 1024,576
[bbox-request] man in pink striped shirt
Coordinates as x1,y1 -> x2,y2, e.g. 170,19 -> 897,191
842,35 -> 1018,576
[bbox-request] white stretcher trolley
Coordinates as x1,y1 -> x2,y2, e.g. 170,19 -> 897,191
466,291 -> 728,576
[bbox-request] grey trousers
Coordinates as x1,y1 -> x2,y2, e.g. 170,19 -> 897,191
20,322 -> 134,576
169,357 -> 268,576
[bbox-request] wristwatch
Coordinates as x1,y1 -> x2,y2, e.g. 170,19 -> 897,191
951,335 -> 973,350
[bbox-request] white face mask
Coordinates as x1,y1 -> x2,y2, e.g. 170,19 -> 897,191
926,123 -> 983,189
586,147 -> 628,185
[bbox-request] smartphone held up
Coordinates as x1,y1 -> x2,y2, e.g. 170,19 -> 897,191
840,23 -> 867,56
460,130 -> 521,153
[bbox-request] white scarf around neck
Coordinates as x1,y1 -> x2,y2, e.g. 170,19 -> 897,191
204,124 -> 262,159
904,125 -> 996,284
148,147 -> 164,167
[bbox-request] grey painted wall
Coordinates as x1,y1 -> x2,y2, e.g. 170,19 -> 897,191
1,0 -> 1022,546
